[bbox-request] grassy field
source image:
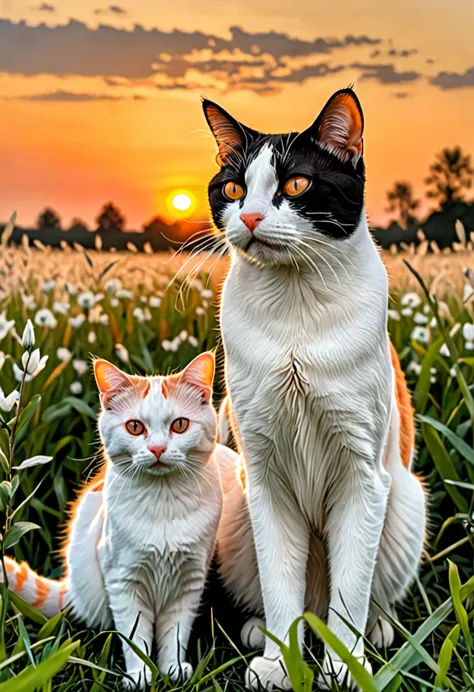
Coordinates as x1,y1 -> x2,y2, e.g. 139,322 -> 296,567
0,237 -> 472,691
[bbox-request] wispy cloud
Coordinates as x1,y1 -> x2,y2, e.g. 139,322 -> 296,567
36,3 -> 55,11
431,67 -> 474,90
351,63 -> 421,84
19,90 -> 145,101
94,5 -> 127,15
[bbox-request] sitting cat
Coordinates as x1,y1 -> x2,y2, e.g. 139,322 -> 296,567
3,352 -> 235,689
204,88 -> 427,690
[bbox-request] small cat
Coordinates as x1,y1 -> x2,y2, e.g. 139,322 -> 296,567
3,352 -> 234,689
204,89 -> 427,690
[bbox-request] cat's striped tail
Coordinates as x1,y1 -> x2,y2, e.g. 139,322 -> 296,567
2,556 -> 69,618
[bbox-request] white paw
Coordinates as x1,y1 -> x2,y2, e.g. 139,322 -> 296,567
245,655 -> 291,691
122,667 -> 151,689
368,617 -> 395,649
241,617 -> 266,649
166,661 -> 193,683
318,652 -> 372,690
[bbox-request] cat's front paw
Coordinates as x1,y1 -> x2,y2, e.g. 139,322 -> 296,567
165,661 -> 193,683
368,617 -> 395,649
245,655 -> 291,691
318,651 -> 372,690
122,666 -> 151,689
241,617 -> 266,649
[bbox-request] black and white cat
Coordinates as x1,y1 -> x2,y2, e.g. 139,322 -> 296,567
204,89 -> 426,690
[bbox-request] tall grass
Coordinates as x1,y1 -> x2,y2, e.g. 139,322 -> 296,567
0,235 -> 472,691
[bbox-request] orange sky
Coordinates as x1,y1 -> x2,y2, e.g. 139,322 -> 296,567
1,0 -> 474,230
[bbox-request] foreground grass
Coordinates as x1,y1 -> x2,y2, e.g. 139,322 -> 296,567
0,240 -> 472,690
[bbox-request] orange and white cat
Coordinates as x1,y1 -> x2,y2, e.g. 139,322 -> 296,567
204,88 -> 427,690
3,353 -> 236,689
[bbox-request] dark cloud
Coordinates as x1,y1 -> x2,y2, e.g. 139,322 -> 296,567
430,67 -> 474,90
20,90 -> 144,101
0,18 -> 380,81
392,91 -> 410,98
94,5 -> 127,15
351,63 -> 421,84
0,18 -> 426,95
36,3 -> 55,11
387,49 -> 417,58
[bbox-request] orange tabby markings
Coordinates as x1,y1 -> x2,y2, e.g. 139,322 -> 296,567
58,581 -> 68,609
390,341 -> 415,469
5,557 -> 15,574
15,562 -> 29,592
32,575 -> 50,608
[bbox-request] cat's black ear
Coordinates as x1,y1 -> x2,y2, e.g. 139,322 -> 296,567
202,99 -> 253,166
305,88 -> 364,167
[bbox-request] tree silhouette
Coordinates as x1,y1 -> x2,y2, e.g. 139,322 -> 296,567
425,147 -> 474,210
37,207 -> 61,230
386,181 -> 420,229
95,202 -> 125,232
68,217 -> 89,232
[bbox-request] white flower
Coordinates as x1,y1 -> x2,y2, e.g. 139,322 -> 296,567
77,291 -> 96,309
88,306 -> 103,324
0,352 -> 5,370
188,335 -> 198,347
0,312 -> 15,341
143,308 -> 152,322
0,386 -> 19,412
196,306 -> 205,316
99,314 -> 109,325
466,341 -> 474,351
14,353 -> 48,381
88,330 -> 97,344
439,343 -> 451,358
170,338 -> 180,352
430,317 -> 437,328
140,296 -> 148,304
407,361 -> 422,375
70,381 -> 83,395
414,312 -> 429,325
69,314 -> 86,328
116,289 -> 134,300
430,367 -> 436,374
462,323 -> 474,341
401,307 -> 413,317
179,330 -> 188,341
115,343 -> 129,364
133,308 -> 145,323
42,279 -> 56,293
53,301 -> 70,315
387,309 -> 400,321
104,278 -> 122,294
149,296 -> 162,308
430,376 -> 436,384
201,288 -> 213,300
192,279 -> 203,292
73,359 -> 88,376
34,309 -> 57,329
411,326 -> 429,343
65,282 -> 78,295
21,294 -> 36,310
57,347 -> 72,362
161,339 -> 172,351
449,367 -> 456,377
21,320 -> 35,349
202,300 -> 209,309
423,304 -> 430,315
464,284 -> 474,302
110,298 -> 119,308
401,292 -> 422,308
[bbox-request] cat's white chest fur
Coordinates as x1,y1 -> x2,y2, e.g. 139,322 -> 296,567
221,220 -> 393,523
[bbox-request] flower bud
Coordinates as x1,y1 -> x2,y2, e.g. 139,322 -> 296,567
21,319 -> 35,350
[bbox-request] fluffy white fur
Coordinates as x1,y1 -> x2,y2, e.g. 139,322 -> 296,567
4,353 -> 229,690
216,143 -> 426,690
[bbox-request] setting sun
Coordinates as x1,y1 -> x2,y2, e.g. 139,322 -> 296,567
166,190 -> 197,218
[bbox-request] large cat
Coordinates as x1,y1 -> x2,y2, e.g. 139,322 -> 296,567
204,89 -> 427,690
3,352 -> 236,689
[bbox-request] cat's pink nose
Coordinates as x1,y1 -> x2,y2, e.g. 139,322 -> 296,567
240,212 -> 265,233
149,445 -> 166,460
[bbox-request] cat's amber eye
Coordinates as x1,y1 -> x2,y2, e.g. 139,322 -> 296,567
170,418 -> 190,434
283,176 -> 310,198
223,182 -> 245,201
125,420 -> 145,436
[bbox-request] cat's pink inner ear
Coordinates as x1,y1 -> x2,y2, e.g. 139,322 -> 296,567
182,352 -> 215,402
94,359 -> 130,405
202,99 -> 245,165
313,89 -> 364,162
